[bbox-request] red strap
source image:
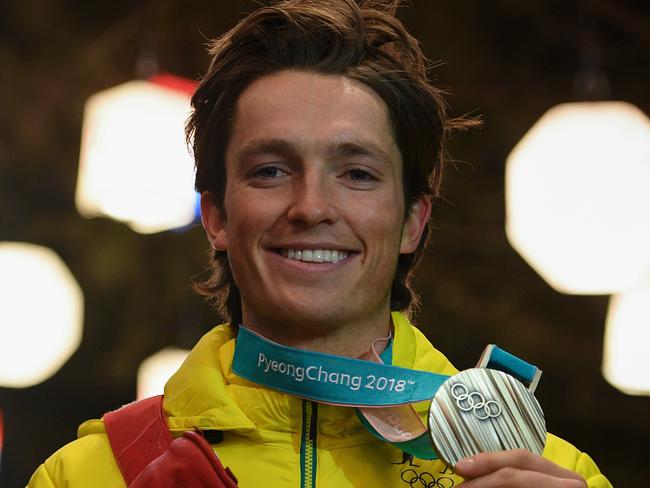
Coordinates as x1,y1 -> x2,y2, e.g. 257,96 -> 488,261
103,395 -> 173,485
103,396 -> 238,487
131,431 -> 238,488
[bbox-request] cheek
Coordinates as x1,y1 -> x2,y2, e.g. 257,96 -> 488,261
227,209 -> 266,249
225,187 -> 272,235
355,198 -> 405,260
364,192 -> 405,236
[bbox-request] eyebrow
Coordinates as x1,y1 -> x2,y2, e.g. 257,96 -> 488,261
329,141 -> 394,168
236,138 -> 298,162
235,138 -> 395,167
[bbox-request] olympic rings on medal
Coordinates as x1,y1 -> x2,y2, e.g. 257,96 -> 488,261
450,382 -> 502,420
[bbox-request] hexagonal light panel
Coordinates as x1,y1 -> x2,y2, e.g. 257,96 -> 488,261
506,102 -> 650,294
602,285 -> 650,395
76,74 -> 198,234
0,242 -> 83,387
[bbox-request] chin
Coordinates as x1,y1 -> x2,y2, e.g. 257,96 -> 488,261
282,303 -> 346,330
251,299 -> 351,335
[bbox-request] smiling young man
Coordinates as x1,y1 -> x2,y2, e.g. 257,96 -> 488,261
200,69 -> 426,358
29,1 -> 612,487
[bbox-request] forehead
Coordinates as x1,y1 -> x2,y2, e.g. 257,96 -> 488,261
226,70 -> 401,164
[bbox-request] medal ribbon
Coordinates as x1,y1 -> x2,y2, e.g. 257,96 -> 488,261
232,325 -> 539,460
232,326 -> 447,459
233,326 -> 450,406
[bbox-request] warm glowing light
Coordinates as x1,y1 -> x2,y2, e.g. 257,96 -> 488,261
76,75 -> 198,234
506,102 -> 650,294
137,347 -> 189,400
602,286 -> 650,395
0,242 -> 83,387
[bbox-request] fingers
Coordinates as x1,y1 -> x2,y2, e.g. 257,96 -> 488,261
457,468 -> 587,488
455,450 -> 586,485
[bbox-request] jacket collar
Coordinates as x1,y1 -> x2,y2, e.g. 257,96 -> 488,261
163,312 -> 458,443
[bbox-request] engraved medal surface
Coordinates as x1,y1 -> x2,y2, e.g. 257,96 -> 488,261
428,368 -> 546,467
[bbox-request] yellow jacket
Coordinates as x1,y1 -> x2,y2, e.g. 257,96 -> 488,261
29,313 -> 612,487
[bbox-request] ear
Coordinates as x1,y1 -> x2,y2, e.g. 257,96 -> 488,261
400,196 -> 432,254
200,191 -> 228,251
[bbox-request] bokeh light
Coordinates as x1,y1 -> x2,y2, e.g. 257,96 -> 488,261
0,242 -> 83,388
76,76 -> 198,234
137,347 -> 189,400
506,102 -> 650,294
603,285 -> 650,395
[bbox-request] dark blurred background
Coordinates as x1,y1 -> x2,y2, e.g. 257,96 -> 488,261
1,1 -> 649,486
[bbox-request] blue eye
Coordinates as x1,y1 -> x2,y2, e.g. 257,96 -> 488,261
255,166 -> 287,178
348,168 -> 375,182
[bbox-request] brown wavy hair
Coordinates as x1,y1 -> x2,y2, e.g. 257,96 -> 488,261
186,0 -> 474,326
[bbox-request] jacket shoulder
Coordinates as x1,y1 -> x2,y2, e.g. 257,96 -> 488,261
544,433 -> 612,488
28,423 -> 124,488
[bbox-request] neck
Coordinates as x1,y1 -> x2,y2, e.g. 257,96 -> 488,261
240,308 -> 392,358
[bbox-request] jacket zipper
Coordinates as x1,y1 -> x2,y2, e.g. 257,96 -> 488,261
300,400 -> 318,488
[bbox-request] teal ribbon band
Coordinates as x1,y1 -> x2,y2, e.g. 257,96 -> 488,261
484,346 -> 538,387
233,326 -> 450,407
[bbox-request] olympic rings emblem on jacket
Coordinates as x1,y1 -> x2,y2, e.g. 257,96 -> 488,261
450,382 -> 502,420
400,469 -> 455,488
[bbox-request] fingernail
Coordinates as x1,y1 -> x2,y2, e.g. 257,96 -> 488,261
455,456 -> 475,471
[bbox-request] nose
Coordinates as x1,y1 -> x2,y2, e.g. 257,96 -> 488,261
286,173 -> 339,226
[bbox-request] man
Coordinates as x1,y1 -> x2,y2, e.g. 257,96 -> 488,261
29,1 -> 611,486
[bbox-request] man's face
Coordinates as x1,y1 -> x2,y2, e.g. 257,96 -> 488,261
202,70 -> 428,333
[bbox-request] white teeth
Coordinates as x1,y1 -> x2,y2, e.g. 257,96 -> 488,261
281,249 -> 349,263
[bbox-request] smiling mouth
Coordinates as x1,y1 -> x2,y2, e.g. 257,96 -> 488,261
274,248 -> 352,263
